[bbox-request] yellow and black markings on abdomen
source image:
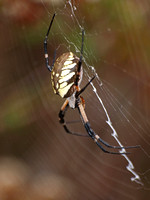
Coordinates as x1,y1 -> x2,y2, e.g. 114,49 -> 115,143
51,52 -> 81,98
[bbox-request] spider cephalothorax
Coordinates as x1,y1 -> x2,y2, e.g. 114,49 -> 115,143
51,52 -> 83,98
44,13 -> 139,154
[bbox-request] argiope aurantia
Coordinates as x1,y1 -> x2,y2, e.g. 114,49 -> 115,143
44,13 -> 139,154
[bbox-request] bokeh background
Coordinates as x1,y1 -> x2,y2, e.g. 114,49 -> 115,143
0,0 -> 150,199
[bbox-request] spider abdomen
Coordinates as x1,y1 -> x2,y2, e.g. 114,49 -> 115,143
51,52 -> 82,98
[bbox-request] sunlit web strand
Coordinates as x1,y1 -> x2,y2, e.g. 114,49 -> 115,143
90,81 -> 143,185
103,80 -> 150,157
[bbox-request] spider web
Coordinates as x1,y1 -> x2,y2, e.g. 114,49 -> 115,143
39,0 -> 150,187
42,0 -> 150,182
2,0 -> 149,199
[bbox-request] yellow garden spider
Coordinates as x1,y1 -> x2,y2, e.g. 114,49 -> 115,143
44,13 -> 139,154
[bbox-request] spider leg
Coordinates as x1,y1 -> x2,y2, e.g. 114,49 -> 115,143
44,13 -> 56,72
77,101 -> 139,154
75,29 -> 84,86
95,135 -> 140,149
78,28 -> 84,72
59,99 -> 89,137
76,76 -> 96,98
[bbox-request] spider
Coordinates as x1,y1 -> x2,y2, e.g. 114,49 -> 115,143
44,13 -> 139,154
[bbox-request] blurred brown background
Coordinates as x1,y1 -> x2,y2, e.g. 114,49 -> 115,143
0,0 -> 150,199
